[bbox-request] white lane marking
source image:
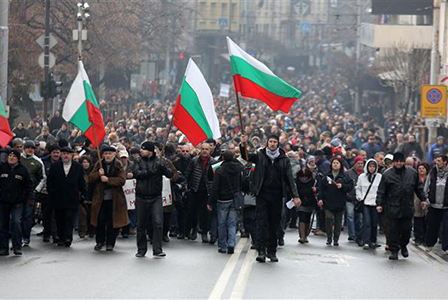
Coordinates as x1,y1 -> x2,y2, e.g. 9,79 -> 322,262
208,238 -> 247,300
229,248 -> 257,300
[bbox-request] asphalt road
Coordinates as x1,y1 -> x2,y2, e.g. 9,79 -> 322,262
0,225 -> 447,299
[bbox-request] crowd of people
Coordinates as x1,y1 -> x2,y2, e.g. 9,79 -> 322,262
0,70 -> 447,262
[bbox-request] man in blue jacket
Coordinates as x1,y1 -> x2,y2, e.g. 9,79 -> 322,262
428,136 -> 448,163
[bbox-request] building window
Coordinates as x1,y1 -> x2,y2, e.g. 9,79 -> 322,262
230,3 -> 237,19
211,3 -> 217,17
222,3 -> 228,17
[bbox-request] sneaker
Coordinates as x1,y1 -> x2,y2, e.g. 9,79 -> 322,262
22,240 -> 30,247
389,252 -> 399,260
153,251 -> 166,257
218,249 -> 227,254
135,252 -> 146,258
13,249 -> 22,256
94,243 -> 103,251
106,245 -> 114,251
369,243 -> 381,249
401,247 -> 409,258
425,246 -> 433,252
363,244 -> 370,250
227,247 -> 234,254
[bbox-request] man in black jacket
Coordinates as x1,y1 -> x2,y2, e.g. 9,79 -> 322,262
376,152 -> 427,260
173,144 -> 192,239
424,155 -> 448,253
0,150 -> 33,256
47,147 -> 87,247
133,141 -> 174,258
241,134 -> 301,263
185,143 -> 215,242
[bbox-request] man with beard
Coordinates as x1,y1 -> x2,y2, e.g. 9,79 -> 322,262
241,134 -> 301,263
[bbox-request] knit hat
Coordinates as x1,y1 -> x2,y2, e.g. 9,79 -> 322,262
354,155 -> 364,165
306,155 -> 315,164
141,141 -> 155,152
330,138 -> 341,148
393,151 -> 405,162
8,149 -> 21,160
24,140 -> 36,149
130,147 -> 140,155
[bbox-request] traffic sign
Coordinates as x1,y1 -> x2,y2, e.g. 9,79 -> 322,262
38,52 -> 55,69
218,18 -> 228,29
421,85 -> 447,119
298,21 -> 312,33
36,33 -> 57,50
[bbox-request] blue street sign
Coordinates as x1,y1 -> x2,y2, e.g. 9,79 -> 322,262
218,18 -> 228,29
298,21 -> 312,33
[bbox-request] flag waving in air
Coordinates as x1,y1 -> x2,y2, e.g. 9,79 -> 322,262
63,61 -> 105,148
0,99 -> 13,148
172,58 -> 221,146
227,37 -> 302,113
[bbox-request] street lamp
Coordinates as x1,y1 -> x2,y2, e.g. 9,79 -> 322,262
73,2 -> 89,59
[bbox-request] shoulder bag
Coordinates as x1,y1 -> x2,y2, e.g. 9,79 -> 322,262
355,175 -> 376,213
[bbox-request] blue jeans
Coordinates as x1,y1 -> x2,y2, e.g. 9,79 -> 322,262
346,202 -> 363,242
217,201 -> 237,251
0,203 -> 24,251
362,205 -> 378,245
21,204 -> 34,242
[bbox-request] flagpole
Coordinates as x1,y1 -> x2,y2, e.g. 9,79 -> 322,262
160,114 -> 174,163
234,89 -> 248,161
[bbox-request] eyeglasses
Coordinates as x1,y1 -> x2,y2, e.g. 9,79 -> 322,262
181,150 -> 189,153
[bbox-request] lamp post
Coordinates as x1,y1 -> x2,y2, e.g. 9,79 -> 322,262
74,2 -> 89,60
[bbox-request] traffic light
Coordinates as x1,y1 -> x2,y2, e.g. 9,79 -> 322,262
40,81 -> 48,98
49,79 -> 63,98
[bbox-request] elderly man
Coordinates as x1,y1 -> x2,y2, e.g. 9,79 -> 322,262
47,147 -> 87,247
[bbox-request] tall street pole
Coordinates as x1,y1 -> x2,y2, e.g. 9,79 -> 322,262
354,0 -> 362,114
43,0 -> 50,124
0,0 -> 9,115
429,0 -> 441,152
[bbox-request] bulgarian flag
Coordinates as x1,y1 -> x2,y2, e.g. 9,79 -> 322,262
173,58 -> 221,146
63,61 -> 106,148
227,37 -> 302,113
0,99 -> 13,148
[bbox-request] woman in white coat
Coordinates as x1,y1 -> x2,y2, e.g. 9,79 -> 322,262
356,159 -> 382,250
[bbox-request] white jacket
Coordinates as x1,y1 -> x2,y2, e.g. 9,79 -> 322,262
355,159 -> 382,206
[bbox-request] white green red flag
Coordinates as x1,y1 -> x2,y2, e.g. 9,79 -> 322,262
172,58 -> 221,146
227,37 -> 302,113
63,61 -> 105,148
0,99 -> 12,148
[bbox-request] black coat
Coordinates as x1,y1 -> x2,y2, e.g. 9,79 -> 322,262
427,166 -> 448,207
133,155 -> 174,199
209,161 -> 243,204
242,146 -> 299,198
295,178 -> 317,207
47,160 -> 88,209
320,171 -> 353,211
376,166 -> 426,218
0,162 -> 33,205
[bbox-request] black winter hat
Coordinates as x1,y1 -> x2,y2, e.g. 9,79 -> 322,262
100,144 -> 117,154
60,147 -> 74,153
393,151 -> 405,162
141,141 -> 155,152
8,149 -> 21,160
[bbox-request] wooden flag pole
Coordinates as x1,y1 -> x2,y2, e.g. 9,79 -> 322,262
234,89 -> 248,161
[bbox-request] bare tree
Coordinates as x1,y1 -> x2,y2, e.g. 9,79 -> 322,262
374,43 -> 431,131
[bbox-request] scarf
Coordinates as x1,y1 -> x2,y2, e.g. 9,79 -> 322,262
266,148 -> 280,162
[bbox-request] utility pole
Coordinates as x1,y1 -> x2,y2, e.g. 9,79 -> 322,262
75,2 -> 90,59
42,0 -> 50,124
354,0 -> 362,114
0,0 -> 8,115
429,0 -> 441,151
162,0 -> 171,100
